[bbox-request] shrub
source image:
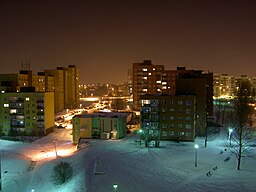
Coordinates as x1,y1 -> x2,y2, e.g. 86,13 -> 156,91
51,161 -> 73,186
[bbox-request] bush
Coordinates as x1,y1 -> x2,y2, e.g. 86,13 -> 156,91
51,161 -> 73,186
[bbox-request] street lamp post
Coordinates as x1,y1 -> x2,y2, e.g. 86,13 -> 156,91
228,128 -> 233,146
138,129 -> 143,146
53,140 -> 57,157
194,144 -> 199,167
113,184 -> 118,191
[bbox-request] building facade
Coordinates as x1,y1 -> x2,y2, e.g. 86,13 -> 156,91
140,94 -> 196,142
132,60 -> 213,136
213,74 -> 256,99
0,89 -> 54,136
132,60 -> 164,110
72,112 -> 132,144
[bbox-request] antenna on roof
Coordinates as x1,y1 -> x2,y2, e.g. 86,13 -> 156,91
21,60 -> 31,70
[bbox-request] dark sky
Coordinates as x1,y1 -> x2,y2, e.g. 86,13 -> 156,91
1,0 -> 256,84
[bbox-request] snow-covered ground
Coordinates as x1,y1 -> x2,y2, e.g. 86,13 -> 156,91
1,129 -> 256,192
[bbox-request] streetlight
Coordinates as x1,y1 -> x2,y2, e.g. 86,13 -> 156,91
138,129 -> 143,146
194,144 -> 199,167
228,128 -> 234,146
113,184 -> 118,191
53,140 -> 57,157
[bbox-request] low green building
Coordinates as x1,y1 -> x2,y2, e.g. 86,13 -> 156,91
72,112 -> 132,144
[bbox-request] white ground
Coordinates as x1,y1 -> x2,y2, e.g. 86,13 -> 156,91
1,128 -> 256,192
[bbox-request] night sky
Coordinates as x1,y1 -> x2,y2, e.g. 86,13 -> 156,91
1,0 -> 256,84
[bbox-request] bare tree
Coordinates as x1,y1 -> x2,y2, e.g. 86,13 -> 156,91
230,80 -> 254,170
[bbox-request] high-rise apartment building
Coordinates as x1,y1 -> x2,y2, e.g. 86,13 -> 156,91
133,60 -> 213,137
213,74 -> 256,98
66,65 -> 79,109
44,68 -> 65,113
0,88 -> 54,136
133,60 -> 164,110
44,65 -> 79,113
213,74 -> 235,98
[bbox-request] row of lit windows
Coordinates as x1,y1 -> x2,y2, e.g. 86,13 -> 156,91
162,116 -> 192,121
3,97 -> 44,101
3,103 -> 44,108
161,123 -> 192,129
141,99 -> 193,106
4,115 -> 38,120
162,131 -> 191,137
161,108 -> 192,114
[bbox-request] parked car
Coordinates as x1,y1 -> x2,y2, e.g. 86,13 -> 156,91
57,124 -> 65,129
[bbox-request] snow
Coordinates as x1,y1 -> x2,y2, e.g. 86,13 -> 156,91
1,129 -> 256,192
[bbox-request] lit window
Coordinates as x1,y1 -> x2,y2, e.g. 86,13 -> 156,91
25,97 -> 30,101
156,81 -> 161,84
162,82 -> 167,85
153,68 -> 155,71
143,77 -> 147,80
143,68 -> 148,71
148,73 -> 151,75
178,132 -> 185,135
10,109 -> 17,114
142,100 -> 150,105
4,104 -> 9,107
143,89 -> 148,92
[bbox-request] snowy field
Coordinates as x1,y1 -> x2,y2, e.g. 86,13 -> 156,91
1,129 -> 256,192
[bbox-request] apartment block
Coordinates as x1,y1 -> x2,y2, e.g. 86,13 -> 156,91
213,74 -> 256,98
44,68 -> 65,113
0,88 -> 54,136
133,60 -> 213,137
66,65 -> 79,109
140,94 -> 196,142
133,60 -> 164,110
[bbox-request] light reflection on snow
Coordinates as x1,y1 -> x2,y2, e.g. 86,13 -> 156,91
32,148 -> 76,161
